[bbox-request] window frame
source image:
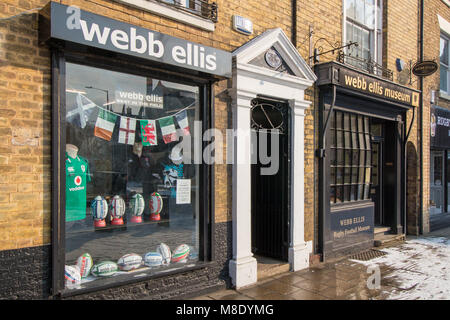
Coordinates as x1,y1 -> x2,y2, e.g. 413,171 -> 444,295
343,0 -> 383,64
328,110 -> 372,206
440,33 -> 450,95
51,48 -> 215,297
112,0 -> 216,32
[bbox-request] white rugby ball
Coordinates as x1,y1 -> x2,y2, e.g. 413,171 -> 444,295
130,193 -> 145,216
171,244 -> 190,263
91,196 -> 108,220
76,253 -> 93,278
110,195 -> 126,219
156,243 -> 171,265
65,265 -> 81,284
117,253 -> 143,271
144,252 -> 163,267
91,261 -> 118,277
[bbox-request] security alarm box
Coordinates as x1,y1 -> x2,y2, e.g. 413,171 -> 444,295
232,15 -> 253,35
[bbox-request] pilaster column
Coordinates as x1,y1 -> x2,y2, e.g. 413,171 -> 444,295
288,99 -> 312,271
229,89 -> 258,288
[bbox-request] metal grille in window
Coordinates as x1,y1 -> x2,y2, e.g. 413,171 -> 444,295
154,0 -> 218,22
251,99 -> 286,134
329,110 -> 372,205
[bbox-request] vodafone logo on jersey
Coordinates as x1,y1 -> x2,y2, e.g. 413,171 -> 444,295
74,176 -> 82,186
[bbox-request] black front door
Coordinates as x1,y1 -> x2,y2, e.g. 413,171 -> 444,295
250,98 -> 290,261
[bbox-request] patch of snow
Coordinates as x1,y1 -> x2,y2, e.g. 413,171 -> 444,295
350,237 -> 450,299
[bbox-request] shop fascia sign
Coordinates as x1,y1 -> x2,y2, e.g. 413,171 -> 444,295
337,66 -> 420,108
39,2 -> 231,78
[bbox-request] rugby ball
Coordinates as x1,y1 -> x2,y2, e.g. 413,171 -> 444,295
91,196 -> 108,220
130,193 -> 145,216
65,265 -> 81,284
117,253 -> 143,271
171,244 -> 190,263
76,253 -> 93,278
91,261 -> 118,277
144,252 -> 163,267
110,195 -> 126,219
149,192 -> 163,215
156,243 -> 171,265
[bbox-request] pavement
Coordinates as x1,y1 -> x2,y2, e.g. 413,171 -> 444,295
191,227 -> 450,300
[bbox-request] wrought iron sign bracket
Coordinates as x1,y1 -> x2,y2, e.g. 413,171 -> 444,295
309,37 -> 358,65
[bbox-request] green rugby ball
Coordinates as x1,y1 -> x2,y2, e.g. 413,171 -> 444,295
91,261 -> 118,277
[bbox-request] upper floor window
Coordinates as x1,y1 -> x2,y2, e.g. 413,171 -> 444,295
158,0 -> 217,22
440,34 -> 450,94
344,0 -> 382,64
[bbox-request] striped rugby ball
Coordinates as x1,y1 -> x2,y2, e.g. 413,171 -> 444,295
65,265 -> 81,284
110,195 -> 126,219
149,192 -> 163,215
76,253 -> 93,278
91,261 -> 118,277
171,244 -> 190,263
156,243 -> 171,265
130,193 -> 145,216
144,252 -> 163,267
117,253 -> 143,271
91,196 -> 108,220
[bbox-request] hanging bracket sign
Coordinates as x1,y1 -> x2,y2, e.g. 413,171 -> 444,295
412,60 -> 438,77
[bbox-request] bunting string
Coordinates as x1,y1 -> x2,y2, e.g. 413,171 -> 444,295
67,92 -> 194,145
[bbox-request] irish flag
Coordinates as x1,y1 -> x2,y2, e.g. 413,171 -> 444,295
94,109 -> 117,141
159,116 -> 177,144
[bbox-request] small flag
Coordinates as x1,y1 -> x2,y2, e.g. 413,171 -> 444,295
159,116 -> 177,144
94,109 -> 117,141
118,116 -> 136,145
139,119 -> 158,146
66,93 -> 97,128
175,110 -> 190,136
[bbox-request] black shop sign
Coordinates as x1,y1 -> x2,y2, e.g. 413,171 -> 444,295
39,2 -> 232,79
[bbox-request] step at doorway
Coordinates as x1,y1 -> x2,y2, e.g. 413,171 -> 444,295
255,255 -> 290,281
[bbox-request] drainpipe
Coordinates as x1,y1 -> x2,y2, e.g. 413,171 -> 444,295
419,0 -> 424,234
404,106 -> 415,235
292,0 -> 297,45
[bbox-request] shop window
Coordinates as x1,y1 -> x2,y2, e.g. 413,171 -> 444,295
344,0 -> 382,65
63,62 -> 203,290
440,34 -> 450,94
329,110 -> 372,205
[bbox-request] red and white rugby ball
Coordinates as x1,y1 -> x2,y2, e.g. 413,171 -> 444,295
117,253 -> 143,271
76,253 -> 93,278
149,192 -> 163,215
65,265 -> 81,284
171,244 -> 190,263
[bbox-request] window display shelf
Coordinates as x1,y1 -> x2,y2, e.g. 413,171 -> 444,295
65,216 -> 195,235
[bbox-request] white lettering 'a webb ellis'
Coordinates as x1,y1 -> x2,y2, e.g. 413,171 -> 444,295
77,20 -> 217,71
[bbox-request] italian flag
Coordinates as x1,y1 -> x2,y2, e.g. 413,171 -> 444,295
159,116 -> 177,144
94,109 -> 117,141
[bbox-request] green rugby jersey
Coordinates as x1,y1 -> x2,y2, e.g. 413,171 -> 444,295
66,153 -> 91,222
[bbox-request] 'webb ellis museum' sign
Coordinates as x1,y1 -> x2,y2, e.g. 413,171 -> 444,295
338,66 -> 420,107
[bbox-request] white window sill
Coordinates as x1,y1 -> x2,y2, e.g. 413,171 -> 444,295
439,91 -> 450,102
113,0 -> 215,32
